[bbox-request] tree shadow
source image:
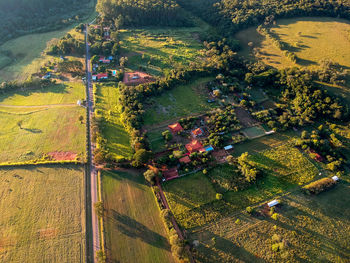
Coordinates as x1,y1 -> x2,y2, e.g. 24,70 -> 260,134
110,209 -> 171,251
22,127 -> 42,133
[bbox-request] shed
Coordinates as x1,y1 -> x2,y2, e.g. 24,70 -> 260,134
332,176 -> 339,182
224,145 -> 233,151
267,200 -> 280,208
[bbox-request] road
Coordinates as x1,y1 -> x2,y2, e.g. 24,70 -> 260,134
84,24 -> 100,263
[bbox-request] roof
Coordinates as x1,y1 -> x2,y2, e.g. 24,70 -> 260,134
168,123 -> 184,133
186,140 -> 203,153
179,156 -> 191,164
267,200 -> 279,207
162,167 -> 179,181
224,145 -> 233,151
192,128 -> 203,137
97,73 -> 108,79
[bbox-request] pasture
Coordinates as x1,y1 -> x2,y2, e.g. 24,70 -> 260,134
191,178 -> 350,263
0,82 -> 85,106
143,77 -> 216,126
235,17 -> 350,70
120,27 -> 203,76
0,165 -> 85,262
94,84 -> 133,160
102,170 -> 174,263
0,106 -> 86,163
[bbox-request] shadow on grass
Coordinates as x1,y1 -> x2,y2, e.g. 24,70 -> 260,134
22,127 -> 42,133
0,83 -> 70,104
111,209 -> 171,251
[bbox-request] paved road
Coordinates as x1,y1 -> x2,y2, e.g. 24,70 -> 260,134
85,24 -> 100,263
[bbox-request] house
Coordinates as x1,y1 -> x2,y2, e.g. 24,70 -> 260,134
267,200 -> 280,208
186,140 -> 203,153
168,123 -> 184,134
191,128 -> 203,137
99,56 -> 111,64
92,73 -> 108,81
224,145 -> 233,151
179,156 -> 191,164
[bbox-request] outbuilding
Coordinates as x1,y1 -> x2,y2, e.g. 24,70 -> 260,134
332,176 -> 339,182
224,145 -> 233,151
267,200 -> 280,208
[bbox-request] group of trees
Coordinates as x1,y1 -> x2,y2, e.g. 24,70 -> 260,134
47,33 -> 85,56
96,0 -> 191,27
0,0 -> 91,44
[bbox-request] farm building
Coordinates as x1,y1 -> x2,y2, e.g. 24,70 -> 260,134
267,200 -> 280,208
192,128 -> 203,137
332,176 -> 339,182
224,145 -> 233,151
186,140 -> 203,153
162,167 -> 179,181
168,123 -> 184,133
179,156 -> 191,164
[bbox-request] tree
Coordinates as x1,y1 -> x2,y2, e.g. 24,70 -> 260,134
78,115 -> 84,124
17,120 -> 23,129
144,169 -> 157,185
94,201 -> 104,218
132,149 -> 152,167
119,57 -> 128,68
162,130 -> 172,141
216,193 -> 223,200
96,249 -> 106,263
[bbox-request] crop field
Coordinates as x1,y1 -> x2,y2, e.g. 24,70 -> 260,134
143,77 -> 216,126
0,106 -> 85,163
191,177 -> 350,263
0,165 -> 85,262
120,27 -> 203,76
0,82 -> 85,106
94,84 -> 133,160
235,17 -> 350,70
102,170 -> 174,263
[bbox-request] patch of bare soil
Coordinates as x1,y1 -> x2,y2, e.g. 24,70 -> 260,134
48,151 -> 77,161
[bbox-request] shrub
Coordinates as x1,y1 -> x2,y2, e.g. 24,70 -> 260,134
235,218 -> 241,224
246,206 -> 253,214
271,213 -> 279,220
303,177 -> 336,195
216,193 -> 223,200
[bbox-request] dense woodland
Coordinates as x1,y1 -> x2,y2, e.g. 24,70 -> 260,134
0,0 -> 91,44
96,0 -> 192,27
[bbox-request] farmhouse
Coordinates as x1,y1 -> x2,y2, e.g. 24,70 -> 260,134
168,122 -> 184,133
186,140 -> 203,153
92,73 -> 108,81
192,128 -> 203,137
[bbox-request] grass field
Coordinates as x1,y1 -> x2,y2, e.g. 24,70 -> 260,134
102,170 -> 174,263
0,106 -> 85,163
235,17 -> 350,70
0,82 -> 85,105
120,27 -> 203,76
241,126 -> 266,139
0,165 -> 85,262
191,177 -> 350,262
94,84 -> 133,160
143,77 -> 216,126
147,130 -> 167,152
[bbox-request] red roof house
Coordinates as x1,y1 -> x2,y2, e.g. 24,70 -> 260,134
179,156 -> 191,164
162,167 -> 179,181
168,123 -> 184,133
192,128 -> 203,137
186,140 -> 203,153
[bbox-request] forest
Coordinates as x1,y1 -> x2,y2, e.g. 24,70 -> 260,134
96,0 -> 192,27
0,0 -> 91,44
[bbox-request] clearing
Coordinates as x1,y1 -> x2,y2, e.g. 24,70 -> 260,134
120,27 -> 203,76
0,165 -> 85,262
94,84 -> 133,160
102,170 -> 174,263
143,77 -> 216,126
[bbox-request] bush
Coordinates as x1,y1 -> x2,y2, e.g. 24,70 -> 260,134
216,193 -> 223,200
246,206 -> 253,214
303,177 -> 336,195
271,213 -> 279,220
